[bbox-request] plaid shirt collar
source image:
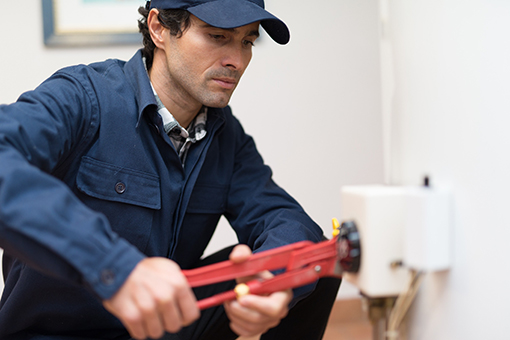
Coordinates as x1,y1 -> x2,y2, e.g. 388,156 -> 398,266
153,90 -> 208,166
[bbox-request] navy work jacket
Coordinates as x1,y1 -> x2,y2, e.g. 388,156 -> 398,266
0,50 -> 323,339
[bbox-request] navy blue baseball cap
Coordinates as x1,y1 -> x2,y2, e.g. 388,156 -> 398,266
147,0 -> 290,44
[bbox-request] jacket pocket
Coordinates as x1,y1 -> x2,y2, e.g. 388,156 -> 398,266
77,156 -> 160,209
76,156 -> 161,251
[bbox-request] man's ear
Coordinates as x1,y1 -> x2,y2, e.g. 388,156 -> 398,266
147,9 -> 166,50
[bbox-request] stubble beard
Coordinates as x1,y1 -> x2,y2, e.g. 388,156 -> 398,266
170,65 -> 241,109
199,69 -> 241,108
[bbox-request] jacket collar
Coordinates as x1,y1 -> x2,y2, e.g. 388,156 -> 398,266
124,50 -> 158,126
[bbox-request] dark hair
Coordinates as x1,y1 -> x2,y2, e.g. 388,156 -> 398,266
137,6 -> 192,71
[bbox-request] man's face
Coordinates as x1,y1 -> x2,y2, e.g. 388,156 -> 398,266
158,15 -> 260,109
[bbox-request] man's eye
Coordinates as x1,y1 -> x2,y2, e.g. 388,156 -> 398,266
210,34 -> 225,40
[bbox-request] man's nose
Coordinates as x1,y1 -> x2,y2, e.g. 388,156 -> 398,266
221,44 -> 249,71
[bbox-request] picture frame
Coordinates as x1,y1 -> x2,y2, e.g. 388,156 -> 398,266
42,0 -> 145,47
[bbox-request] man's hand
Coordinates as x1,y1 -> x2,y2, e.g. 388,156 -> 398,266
223,245 -> 293,337
103,257 -> 200,340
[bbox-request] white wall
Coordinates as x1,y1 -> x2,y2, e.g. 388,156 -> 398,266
383,1 -> 510,338
0,0 -> 384,299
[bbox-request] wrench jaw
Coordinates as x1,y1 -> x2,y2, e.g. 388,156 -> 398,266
335,220 -> 362,275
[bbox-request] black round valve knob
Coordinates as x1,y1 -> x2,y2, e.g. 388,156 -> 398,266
336,220 -> 361,273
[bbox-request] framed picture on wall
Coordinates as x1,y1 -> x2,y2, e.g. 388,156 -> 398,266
42,0 -> 146,47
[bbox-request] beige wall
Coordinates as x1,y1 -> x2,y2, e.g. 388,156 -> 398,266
384,1 -> 510,338
0,0 -> 384,299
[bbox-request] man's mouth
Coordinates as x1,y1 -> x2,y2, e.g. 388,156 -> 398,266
212,78 -> 237,90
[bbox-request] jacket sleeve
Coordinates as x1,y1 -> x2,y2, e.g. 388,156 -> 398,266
0,71 -> 145,299
223,112 -> 325,301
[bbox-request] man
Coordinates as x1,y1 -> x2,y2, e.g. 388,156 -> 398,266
0,0 -> 340,339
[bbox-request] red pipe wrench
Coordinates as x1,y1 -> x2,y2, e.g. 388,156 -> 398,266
182,219 -> 361,310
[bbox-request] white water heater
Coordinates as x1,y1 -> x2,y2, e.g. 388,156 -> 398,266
341,184 -> 451,297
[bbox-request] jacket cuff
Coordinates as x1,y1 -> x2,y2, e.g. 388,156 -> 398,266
84,238 -> 146,300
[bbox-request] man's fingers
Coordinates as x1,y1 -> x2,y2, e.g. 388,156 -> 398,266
224,288 -> 292,337
224,299 -> 280,337
176,287 -> 201,326
229,316 -> 266,337
158,282 -> 199,332
135,288 -> 168,339
104,301 -> 144,340
159,297 -> 183,334
238,290 -> 292,318
229,244 -> 252,263
152,270 -> 200,333
224,300 -> 268,336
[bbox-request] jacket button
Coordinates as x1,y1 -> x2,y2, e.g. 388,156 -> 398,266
101,269 -> 115,285
115,182 -> 126,194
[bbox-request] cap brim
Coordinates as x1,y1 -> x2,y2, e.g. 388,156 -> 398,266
187,0 -> 290,45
